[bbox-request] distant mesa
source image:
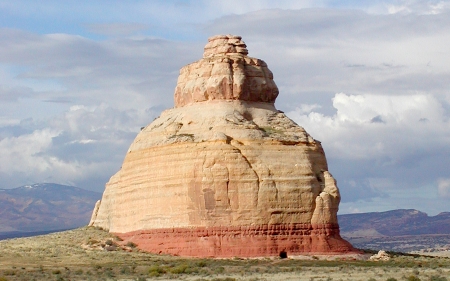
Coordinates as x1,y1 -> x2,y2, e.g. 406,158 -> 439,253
339,209 -> 450,237
89,34 -> 356,257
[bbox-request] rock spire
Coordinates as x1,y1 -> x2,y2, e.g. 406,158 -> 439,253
174,34 -> 278,107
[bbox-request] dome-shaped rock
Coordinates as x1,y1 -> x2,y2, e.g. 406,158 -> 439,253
89,34 -> 356,257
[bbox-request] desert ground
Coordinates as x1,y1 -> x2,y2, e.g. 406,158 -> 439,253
0,227 -> 449,281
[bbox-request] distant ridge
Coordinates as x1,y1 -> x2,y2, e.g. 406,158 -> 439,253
338,209 -> 450,236
0,229 -> 72,240
0,183 -> 101,239
1,183 -> 448,243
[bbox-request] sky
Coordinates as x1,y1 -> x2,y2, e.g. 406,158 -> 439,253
1,0 -> 449,215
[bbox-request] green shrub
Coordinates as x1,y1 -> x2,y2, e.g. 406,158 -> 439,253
214,266 -> 225,274
0,277 -> 9,281
2,271 -> 14,276
148,265 -> 166,277
52,269 -> 61,275
169,264 -> 189,274
87,238 -> 99,245
126,241 -> 137,248
387,278 -> 398,281
430,276 -> 447,281
74,269 -> 83,275
93,264 -> 102,270
407,275 -> 421,281
259,126 -> 284,135
120,266 -> 132,274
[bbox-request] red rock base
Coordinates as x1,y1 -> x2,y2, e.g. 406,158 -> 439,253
115,224 -> 357,257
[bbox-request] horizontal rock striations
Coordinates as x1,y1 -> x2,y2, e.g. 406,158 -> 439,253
174,35 -> 278,107
90,34 -> 356,257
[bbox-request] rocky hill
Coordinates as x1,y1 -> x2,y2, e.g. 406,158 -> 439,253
0,183 -> 101,237
338,209 -> 450,237
89,34 -> 356,257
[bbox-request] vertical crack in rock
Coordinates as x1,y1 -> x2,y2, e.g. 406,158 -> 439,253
228,58 -> 235,97
228,140 -> 261,211
225,179 -> 231,207
90,34 -> 357,257
273,179 -> 279,203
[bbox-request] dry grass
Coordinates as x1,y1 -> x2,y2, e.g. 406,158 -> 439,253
0,227 -> 449,280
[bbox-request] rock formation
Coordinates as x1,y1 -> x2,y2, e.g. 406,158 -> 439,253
369,250 -> 390,261
89,35 -> 356,257
174,35 -> 278,107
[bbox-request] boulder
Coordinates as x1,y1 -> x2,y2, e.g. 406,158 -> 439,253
89,34 -> 356,257
369,250 -> 391,261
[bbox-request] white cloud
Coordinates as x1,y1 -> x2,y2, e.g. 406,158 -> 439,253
291,104 -> 322,115
0,28 -> 200,109
438,178 -> 450,198
286,93 -> 450,208
332,93 -> 444,125
340,206 -> 362,214
385,0 -> 450,14
288,93 -> 449,161
1,2 -> 450,214
0,128 -> 68,181
0,103 -> 159,190
202,0 -> 321,14
0,117 -> 20,127
205,8 -> 450,108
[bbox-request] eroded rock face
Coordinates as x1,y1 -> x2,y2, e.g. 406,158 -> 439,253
89,35 -> 356,257
174,35 -> 278,107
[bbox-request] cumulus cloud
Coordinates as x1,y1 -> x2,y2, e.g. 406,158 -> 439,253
289,93 -> 448,159
332,93 -> 444,126
286,93 -> 450,209
0,128 -> 73,187
0,103 -> 159,190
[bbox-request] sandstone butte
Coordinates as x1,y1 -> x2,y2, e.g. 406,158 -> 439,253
89,34 -> 357,257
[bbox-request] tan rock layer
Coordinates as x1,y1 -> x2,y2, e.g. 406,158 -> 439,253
115,223 -> 355,257
174,35 -> 278,107
91,140 -> 329,232
90,35 -> 357,257
203,34 -> 249,58
89,100 -> 356,255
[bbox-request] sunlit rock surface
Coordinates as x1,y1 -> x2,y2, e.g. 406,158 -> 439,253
90,35 -> 356,257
